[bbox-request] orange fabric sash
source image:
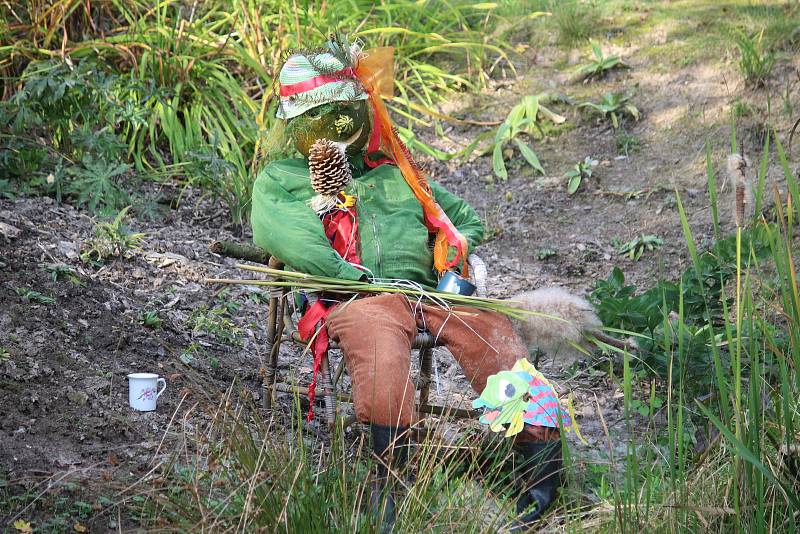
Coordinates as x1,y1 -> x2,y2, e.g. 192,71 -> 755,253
354,47 -> 469,276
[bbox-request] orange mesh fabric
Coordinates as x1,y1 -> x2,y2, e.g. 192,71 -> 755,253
355,48 -> 469,276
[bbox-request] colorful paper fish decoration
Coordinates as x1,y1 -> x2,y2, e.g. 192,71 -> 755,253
472,358 -> 584,441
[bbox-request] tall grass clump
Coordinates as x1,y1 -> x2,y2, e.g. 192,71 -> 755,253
0,0 -> 516,227
734,29 -> 776,87
587,130 -> 800,532
128,385 -> 534,533
548,0 -> 596,46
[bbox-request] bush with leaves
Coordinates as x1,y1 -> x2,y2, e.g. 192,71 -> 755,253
67,157 -> 132,214
1,60 -> 137,211
591,224 -> 774,381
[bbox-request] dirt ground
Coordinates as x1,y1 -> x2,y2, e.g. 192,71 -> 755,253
2,4 -> 799,530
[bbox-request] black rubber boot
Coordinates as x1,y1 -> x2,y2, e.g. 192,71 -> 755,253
511,439 -> 563,531
370,424 -> 409,533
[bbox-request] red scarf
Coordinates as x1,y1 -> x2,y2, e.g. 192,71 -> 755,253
297,200 -> 360,421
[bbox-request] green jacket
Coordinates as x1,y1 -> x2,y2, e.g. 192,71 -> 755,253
251,157 -> 483,288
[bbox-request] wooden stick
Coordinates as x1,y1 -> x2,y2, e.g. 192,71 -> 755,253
591,331 -> 637,352
209,240 -> 270,264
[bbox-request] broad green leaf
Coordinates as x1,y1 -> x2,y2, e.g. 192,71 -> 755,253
492,143 -> 508,181
567,173 -> 582,195
514,138 -> 544,174
506,104 -> 526,132
495,122 -> 511,143
591,41 -> 603,60
538,104 -> 566,124
523,95 -> 540,125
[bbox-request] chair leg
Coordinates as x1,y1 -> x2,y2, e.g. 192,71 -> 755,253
262,257 -> 286,411
263,295 -> 278,411
263,289 -> 286,411
419,346 -> 433,407
321,355 -> 336,429
332,357 -> 346,388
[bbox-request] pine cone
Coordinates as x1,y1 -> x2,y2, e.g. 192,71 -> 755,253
308,139 -> 352,196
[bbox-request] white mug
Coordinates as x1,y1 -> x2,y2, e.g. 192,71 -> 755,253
127,373 -> 166,411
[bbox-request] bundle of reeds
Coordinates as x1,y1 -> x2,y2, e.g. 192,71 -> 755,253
206,263 -> 544,320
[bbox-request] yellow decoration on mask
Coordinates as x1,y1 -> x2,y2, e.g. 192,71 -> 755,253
336,192 -> 357,209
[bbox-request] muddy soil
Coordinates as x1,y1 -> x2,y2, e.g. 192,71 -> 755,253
2,11 -> 799,531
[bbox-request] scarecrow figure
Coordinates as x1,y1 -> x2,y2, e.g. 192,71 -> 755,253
251,39 -> 563,530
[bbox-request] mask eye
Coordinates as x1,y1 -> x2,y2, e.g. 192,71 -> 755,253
306,105 -> 328,118
497,379 -> 516,401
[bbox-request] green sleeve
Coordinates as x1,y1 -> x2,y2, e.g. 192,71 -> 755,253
430,181 -> 484,250
250,160 -> 366,281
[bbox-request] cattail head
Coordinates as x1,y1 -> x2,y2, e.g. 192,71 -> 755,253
727,153 -> 753,227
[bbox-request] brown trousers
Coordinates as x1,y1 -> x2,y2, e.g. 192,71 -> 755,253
326,293 -> 529,428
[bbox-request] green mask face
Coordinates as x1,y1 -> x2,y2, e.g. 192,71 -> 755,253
288,101 -> 371,157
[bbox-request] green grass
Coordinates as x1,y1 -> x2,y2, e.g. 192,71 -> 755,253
548,0 -> 597,46
734,29 -> 776,87
583,128 -> 800,532
0,0 -> 517,227
126,387 -> 529,533
621,0 -> 799,68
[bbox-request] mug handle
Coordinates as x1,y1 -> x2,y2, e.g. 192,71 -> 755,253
155,378 -> 167,399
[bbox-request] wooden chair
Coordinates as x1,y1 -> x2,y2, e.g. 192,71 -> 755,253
258,254 -> 489,429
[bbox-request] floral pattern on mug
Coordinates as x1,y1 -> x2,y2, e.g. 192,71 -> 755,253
138,387 -> 156,401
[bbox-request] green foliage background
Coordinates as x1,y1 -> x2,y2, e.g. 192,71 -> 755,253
3,1 -> 800,532
0,0 -> 513,227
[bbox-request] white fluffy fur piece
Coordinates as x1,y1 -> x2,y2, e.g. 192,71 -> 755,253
726,153 -> 749,184
508,287 -> 602,355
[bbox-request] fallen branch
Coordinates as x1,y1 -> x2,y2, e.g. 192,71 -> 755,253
209,240 -> 270,264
